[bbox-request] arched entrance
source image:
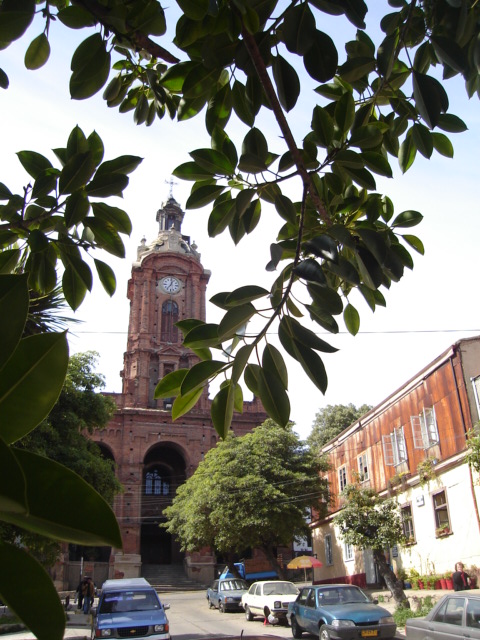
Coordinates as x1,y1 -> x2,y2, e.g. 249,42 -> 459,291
140,443 -> 186,568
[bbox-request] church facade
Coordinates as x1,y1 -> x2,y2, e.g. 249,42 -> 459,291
90,197 -> 266,583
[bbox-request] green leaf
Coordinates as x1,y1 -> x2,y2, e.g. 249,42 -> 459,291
3,449 -> 122,547
335,91 -> 355,135
411,123 -> 433,158
183,64 -> 220,100
190,148 -> 234,175
57,5 -> 96,29
232,80 -> 254,127
154,369 -> 189,398
176,0 -> 209,21
0,542 -> 65,640
356,228 -> 387,265
436,113 -> 468,133
94,259 -> 116,296
91,202 -> 132,235
391,210 -> 423,228
0,274 -> 29,369
306,304 -> 339,334
0,0 -> 35,43
280,316 -> 338,353
303,30 -> 338,82
96,155 -> 142,176
349,125 -> 383,149
0,332 -> 68,444
159,61 -> 195,92
431,35 -> 466,73
183,323 -> 220,348
402,234 -> 424,255
24,33 -> 50,70
223,285 -> 268,306
257,367 -> 290,427
62,261 -> 90,311
65,190 -> 90,227
186,184 -> 225,209
83,218 -> 126,258
278,324 -> 328,394
0,436 -> 27,514
311,106 -> 334,147
431,132 -> 454,158
303,235 -> 338,261
211,384 -> 235,439
308,282 -> 344,315
262,344 -> 288,389
218,303 -> 256,340
174,161 -> 215,181
86,173 -> 129,198
360,151 -> 393,178
0,67 -> 8,89
344,303 -> 360,335
272,55 -> 300,112
231,344 -> 254,384
16,150 -> 53,180
181,360 -> 226,395
70,33 -> 111,100
172,387 -> 204,421
208,196 -> 236,237
412,71 -> 449,129
206,82 -> 232,135
398,135 -> 416,173
0,248 -> 21,274
282,3 -> 316,55
294,258 -> 327,285
59,151 -> 96,195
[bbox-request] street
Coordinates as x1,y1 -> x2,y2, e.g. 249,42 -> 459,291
166,590 -> 292,639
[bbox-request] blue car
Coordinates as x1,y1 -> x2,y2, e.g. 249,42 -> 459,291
92,577 -> 170,639
287,584 -> 396,640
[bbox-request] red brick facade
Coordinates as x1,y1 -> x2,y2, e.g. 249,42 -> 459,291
91,198 -> 266,582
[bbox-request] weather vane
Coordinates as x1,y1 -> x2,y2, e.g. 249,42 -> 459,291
165,177 -> 178,198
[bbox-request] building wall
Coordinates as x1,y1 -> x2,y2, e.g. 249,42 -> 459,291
312,337 -> 480,585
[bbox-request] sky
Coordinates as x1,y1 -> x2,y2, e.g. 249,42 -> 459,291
1,2 -> 479,439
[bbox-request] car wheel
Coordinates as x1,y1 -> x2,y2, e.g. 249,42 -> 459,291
319,624 -> 330,640
219,601 -> 225,613
245,605 -> 253,621
291,616 -> 303,638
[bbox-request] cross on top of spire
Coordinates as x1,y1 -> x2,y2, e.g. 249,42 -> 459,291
165,177 -> 178,198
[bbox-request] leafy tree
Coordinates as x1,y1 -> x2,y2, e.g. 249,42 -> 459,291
333,483 -> 409,608
308,403 -> 372,451
163,419 -> 329,577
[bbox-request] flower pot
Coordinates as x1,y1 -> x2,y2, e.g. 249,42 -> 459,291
435,580 -> 442,590
470,577 -> 477,589
440,579 -> 447,589
446,579 -> 454,590
418,581 -> 424,589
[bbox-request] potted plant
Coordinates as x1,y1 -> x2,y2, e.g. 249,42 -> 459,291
435,523 -> 450,537
417,457 -> 437,488
409,568 -> 420,590
445,571 -> 454,590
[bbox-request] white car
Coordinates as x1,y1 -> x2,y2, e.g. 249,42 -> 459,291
241,580 -> 299,623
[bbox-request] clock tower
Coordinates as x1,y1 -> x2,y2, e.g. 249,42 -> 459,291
91,196 -> 266,584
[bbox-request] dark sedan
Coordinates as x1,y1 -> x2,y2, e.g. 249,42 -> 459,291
287,584 -> 396,640
406,592 -> 480,639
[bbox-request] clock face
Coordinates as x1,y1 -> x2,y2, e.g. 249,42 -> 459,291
162,276 -> 180,293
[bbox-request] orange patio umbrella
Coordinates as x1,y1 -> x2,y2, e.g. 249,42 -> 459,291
287,555 -> 323,582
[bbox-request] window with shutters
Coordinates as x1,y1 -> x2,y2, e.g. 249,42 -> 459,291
344,543 -> 354,561
357,453 -> 369,482
382,426 -> 407,466
411,407 -> 439,449
338,466 -> 347,492
401,504 -> 415,542
433,489 -> 450,534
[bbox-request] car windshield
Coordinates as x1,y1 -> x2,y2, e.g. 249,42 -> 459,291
220,580 -> 248,591
263,582 -> 298,596
99,590 -> 160,614
318,587 -> 370,605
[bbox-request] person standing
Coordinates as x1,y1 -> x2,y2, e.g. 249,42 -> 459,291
452,562 -> 470,591
82,577 -> 95,614
75,577 -> 85,610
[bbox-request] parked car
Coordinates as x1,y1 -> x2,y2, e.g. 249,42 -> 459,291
406,592 -> 480,639
287,584 -> 396,640
241,580 -> 299,623
206,577 -> 249,612
91,577 -> 170,639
